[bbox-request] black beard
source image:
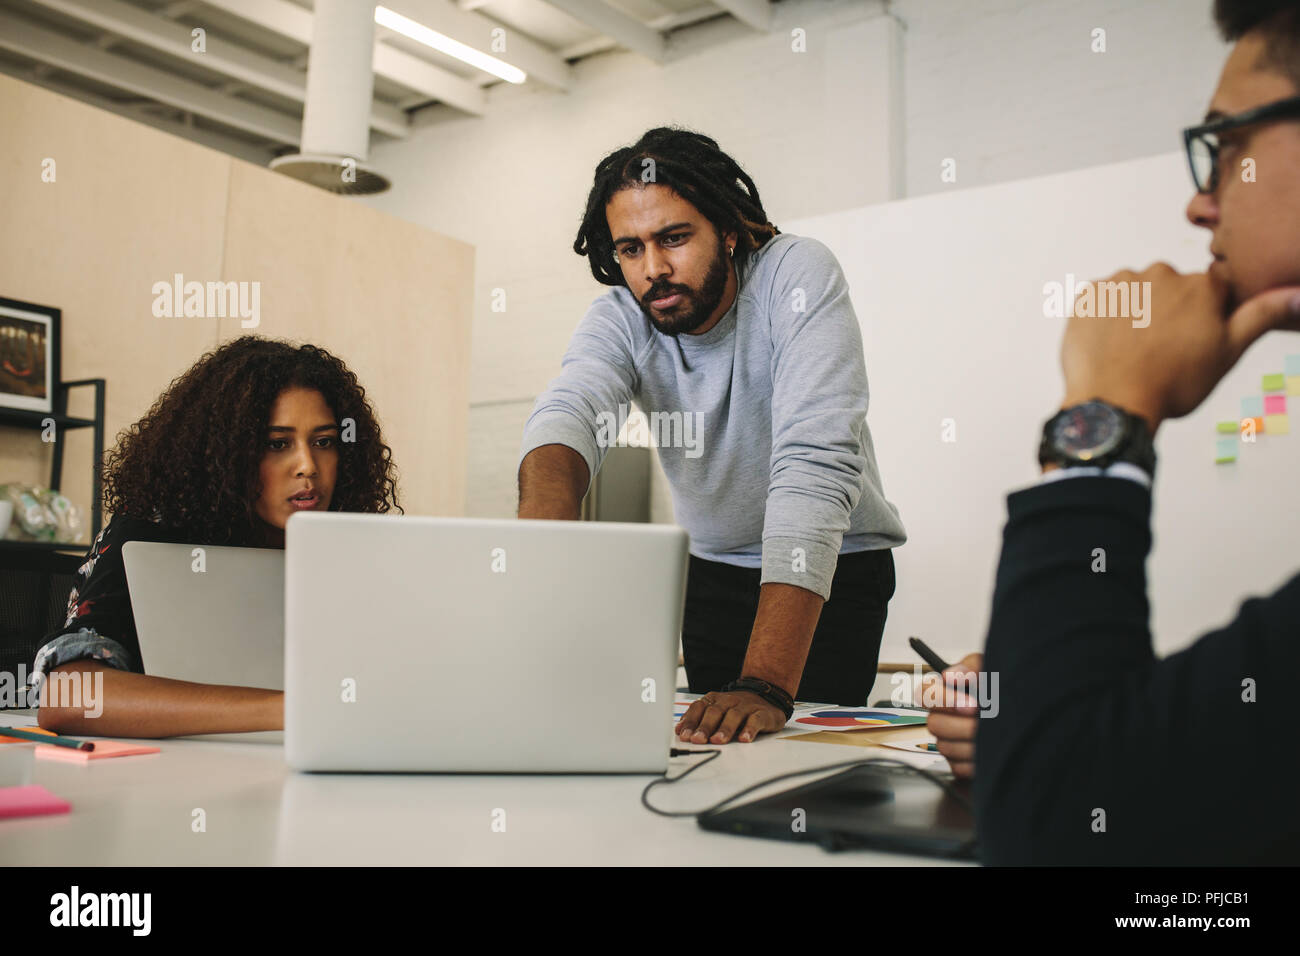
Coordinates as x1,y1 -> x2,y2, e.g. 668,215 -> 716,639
638,239 -> 730,337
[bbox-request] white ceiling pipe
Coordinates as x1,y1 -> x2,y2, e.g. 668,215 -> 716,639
272,0 -> 390,194
301,0 -> 377,161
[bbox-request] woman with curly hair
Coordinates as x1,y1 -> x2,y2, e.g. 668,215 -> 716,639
31,335 -> 400,737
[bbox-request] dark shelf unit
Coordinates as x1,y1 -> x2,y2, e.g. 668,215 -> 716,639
0,378 -> 105,550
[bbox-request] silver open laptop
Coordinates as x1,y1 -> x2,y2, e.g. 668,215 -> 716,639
284,513 -> 688,773
121,541 -> 284,690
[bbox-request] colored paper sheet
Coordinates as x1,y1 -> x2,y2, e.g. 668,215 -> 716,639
1288,376 -> 1300,397
1215,437 -> 1238,463
0,784 -> 70,819
1285,355 -> 1300,376
1216,421 -> 1238,433
35,740 -> 160,762
1242,395 -> 1265,418
1265,414 -> 1290,436
1265,395 -> 1287,415
1242,417 -> 1264,436
1263,373 -> 1285,392
787,706 -> 929,733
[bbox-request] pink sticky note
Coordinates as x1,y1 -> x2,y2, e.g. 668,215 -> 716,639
36,740 -> 161,762
0,784 -> 71,819
1265,394 -> 1287,415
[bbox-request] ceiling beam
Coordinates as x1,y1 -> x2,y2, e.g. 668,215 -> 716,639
7,65 -> 277,165
199,0 -> 486,116
0,8 -> 301,144
379,0 -> 572,91
709,0 -> 772,32
538,0 -> 665,62
29,0 -> 408,138
558,4 -> 721,61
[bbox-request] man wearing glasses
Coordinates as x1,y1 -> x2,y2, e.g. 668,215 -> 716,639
962,0 -> 1300,864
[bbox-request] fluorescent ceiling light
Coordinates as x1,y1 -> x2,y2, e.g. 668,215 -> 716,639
374,6 -> 527,84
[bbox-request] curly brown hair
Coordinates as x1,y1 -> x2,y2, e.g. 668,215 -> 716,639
102,336 -> 401,544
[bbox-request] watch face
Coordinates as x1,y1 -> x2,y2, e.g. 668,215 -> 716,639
1051,401 -> 1125,461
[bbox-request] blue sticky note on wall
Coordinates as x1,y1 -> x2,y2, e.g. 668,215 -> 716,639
1241,395 -> 1265,419
1215,437 -> 1238,463
1286,355 -> 1300,376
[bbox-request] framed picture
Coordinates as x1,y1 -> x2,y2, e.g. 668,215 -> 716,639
0,296 -> 60,415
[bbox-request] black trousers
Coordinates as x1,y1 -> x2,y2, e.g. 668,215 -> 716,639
681,548 -> 896,705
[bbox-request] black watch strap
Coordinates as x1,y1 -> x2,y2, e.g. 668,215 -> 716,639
720,676 -> 795,720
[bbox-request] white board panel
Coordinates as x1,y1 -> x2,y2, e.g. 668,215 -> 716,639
787,152 -> 1300,662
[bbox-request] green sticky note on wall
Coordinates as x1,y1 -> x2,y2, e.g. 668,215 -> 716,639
1216,421 -> 1238,433
1215,437 -> 1237,463
1263,373 -> 1285,391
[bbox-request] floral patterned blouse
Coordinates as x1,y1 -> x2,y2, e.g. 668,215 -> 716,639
29,515 -> 190,706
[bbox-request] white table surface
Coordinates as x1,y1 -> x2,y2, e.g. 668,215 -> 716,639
0,709 -> 969,866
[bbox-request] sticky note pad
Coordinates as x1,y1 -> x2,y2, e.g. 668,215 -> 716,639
1288,376 -> 1300,397
1286,355 -> 1300,376
1216,421 -> 1239,433
35,740 -> 160,762
1215,437 -> 1237,463
1242,396 -> 1265,418
1265,394 -> 1287,415
1242,416 -> 1264,436
1265,413 -> 1290,436
1263,373 -> 1285,392
0,784 -> 70,819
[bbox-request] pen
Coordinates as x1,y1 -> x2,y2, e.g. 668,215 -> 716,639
908,636 -> 952,674
0,726 -> 95,751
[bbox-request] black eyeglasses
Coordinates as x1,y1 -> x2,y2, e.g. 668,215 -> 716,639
1183,95 -> 1300,194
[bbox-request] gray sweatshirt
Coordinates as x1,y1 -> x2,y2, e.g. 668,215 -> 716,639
518,232 -> 906,601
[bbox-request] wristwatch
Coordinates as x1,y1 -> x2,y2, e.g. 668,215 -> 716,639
720,676 -> 795,720
1038,399 -> 1156,478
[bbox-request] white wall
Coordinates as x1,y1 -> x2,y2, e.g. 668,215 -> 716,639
788,151 -> 1300,664
893,0 -> 1227,196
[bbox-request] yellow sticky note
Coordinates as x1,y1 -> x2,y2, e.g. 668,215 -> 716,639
1288,376 -> 1300,396
1265,413 -> 1290,435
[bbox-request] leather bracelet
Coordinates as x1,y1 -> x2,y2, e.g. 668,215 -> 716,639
720,676 -> 795,720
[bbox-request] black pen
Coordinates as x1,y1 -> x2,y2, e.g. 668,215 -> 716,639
908,636 -> 951,674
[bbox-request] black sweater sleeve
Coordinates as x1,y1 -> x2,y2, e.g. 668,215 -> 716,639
973,475 -> 1300,865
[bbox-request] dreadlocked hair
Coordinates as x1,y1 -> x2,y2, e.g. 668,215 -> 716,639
573,126 -> 781,287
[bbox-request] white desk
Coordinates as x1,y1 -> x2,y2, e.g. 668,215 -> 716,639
0,714 -> 969,866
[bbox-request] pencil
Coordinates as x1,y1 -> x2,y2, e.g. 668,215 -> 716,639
0,726 -> 95,751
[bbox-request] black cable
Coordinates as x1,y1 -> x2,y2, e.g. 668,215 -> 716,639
640,748 -> 723,817
642,753 -> 972,820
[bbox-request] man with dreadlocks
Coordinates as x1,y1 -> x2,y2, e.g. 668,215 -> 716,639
516,127 -> 906,746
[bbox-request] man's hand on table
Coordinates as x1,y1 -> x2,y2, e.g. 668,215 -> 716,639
675,691 -> 787,745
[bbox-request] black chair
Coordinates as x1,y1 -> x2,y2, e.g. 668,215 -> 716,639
0,547 -> 83,710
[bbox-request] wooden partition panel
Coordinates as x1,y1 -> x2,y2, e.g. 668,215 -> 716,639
0,75 -> 472,540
